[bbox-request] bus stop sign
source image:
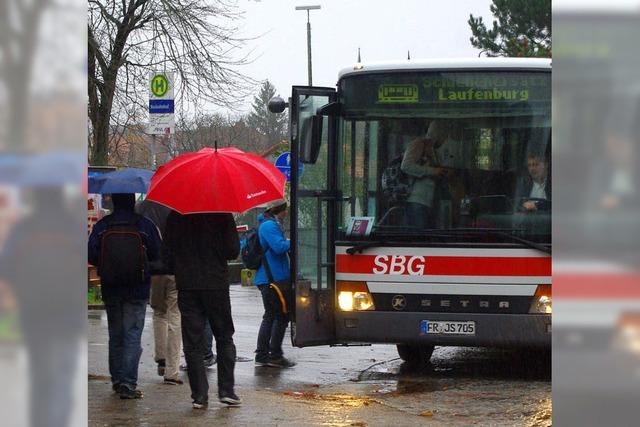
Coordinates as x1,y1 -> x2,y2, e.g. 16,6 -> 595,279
274,152 -> 303,182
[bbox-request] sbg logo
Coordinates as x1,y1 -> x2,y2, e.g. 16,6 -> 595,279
372,255 -> 426,275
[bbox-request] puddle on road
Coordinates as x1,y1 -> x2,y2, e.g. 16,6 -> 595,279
282,391 -> 377,427
283,391 -> 375,407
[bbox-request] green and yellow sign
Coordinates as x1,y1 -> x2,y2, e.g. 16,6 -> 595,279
378,84 -> 419,103
151,74 -> 170,97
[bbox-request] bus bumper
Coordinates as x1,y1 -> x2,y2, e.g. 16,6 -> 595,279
336,312 -> 551,347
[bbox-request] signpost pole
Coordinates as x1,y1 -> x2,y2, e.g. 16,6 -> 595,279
151,134 -> 157,170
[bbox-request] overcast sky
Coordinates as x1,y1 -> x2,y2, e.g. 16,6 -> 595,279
215,0 -> 497,114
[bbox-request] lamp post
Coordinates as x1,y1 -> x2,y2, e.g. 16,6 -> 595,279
295,5 -> 321,86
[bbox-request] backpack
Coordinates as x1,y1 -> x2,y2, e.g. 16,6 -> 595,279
99,215 -> 147,287
240,227 -> 264,270
381,155 -> 414,203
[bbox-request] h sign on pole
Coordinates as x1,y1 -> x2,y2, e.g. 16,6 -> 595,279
148,71 -> 175,135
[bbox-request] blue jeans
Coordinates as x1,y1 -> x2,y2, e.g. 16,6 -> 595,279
104,297 -> 147,389
256,284 -> 290,361
405,202 -> 435,229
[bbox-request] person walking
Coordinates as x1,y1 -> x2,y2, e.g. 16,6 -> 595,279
88,193 -> 161,399
253,200 -> 296,368
163,211 -> 241,408
136,200 -> 184,385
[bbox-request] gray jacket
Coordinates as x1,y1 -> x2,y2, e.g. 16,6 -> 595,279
400,138 -> 441,207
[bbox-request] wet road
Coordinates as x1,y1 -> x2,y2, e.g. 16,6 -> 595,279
88,284 -> 551,426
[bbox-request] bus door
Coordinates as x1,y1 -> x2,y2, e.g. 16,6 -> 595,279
290,86 -> 337,347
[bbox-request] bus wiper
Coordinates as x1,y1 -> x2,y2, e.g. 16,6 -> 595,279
346,228 -> 464,254
447,228 -> 551,254
346,241 -> 383,255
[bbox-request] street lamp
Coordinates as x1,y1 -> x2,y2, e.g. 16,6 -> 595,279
295,5 -> 321,86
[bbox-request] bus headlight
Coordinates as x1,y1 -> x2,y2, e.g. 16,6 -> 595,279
529,285 -> 552,314
337,281 -> 375,311
338,291 -> 354,311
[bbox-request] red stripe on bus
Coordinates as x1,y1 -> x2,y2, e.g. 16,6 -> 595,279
335,254 -> 551,276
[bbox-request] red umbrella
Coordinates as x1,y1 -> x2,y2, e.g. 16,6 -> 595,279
146,147 -> 286,214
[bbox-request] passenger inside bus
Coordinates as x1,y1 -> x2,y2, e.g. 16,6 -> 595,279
400,120 -> 451,229
514,151 -> 551,212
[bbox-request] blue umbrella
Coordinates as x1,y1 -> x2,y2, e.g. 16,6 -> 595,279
89,167 -> 153,194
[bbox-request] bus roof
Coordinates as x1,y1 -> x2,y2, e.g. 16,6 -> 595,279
338,57 -> 551,80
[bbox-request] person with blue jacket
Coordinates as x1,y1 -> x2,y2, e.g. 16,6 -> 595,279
254,199 -> 296,368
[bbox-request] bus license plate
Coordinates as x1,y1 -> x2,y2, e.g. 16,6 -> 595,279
420,320 -> 475,335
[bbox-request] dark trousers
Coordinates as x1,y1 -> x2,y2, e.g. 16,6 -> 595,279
178,289 -> 236,402
204,322 -> 214,362
255,283 -> 290,361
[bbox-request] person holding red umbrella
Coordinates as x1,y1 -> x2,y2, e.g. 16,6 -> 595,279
149,144 -> 287,409
162,210 -> 241,408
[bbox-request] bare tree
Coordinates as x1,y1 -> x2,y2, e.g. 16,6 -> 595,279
169,111 -> 274,157
0,0 -> 50,150
88,0 -> 253,165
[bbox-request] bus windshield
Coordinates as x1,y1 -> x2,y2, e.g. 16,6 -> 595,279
336,70 -> 551,245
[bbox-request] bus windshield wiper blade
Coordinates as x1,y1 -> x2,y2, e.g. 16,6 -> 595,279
346,241 -> 383,255
346,229 -> 467,254
448,228 -> 551,254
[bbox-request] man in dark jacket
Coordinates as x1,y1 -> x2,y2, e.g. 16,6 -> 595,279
88,193 -> 161,399
163,211 -> 241,408
514,153 -> 551,212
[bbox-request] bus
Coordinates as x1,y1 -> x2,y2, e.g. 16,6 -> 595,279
270,58 -> 551,363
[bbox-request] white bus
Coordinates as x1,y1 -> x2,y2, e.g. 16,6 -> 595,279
271,58 -> 551,363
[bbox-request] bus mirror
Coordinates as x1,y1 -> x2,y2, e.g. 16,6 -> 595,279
268,96 -> 288,113
300,115 -> 323,164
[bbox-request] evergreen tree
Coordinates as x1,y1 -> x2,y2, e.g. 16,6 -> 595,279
468,0 -> 551,57
246,80 -> 288,150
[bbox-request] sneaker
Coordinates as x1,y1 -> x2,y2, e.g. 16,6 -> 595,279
267,357 -> 296,368
204,356 -> 216,369
119,386 -> 143,399
254,356 -> 269,367
219,392 -> 242,406
164,377 -> 184,385
157,359 -> 166,377
112,383 -> 120,393
192,400 -> 208,409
